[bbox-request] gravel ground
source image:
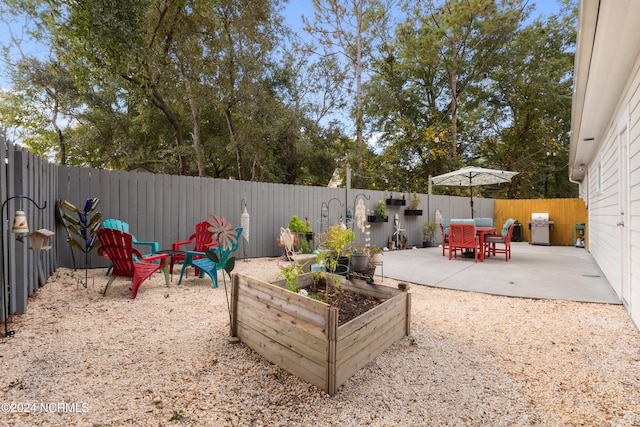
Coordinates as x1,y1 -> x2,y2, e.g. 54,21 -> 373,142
1,256 -> 639,426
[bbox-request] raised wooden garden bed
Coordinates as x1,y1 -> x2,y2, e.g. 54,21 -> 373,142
230,273 -> 411,395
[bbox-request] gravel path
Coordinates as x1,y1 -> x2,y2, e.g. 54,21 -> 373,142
1,257 -> 639,426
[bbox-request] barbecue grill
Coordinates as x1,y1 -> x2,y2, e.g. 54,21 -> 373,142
527,213 -> 554,245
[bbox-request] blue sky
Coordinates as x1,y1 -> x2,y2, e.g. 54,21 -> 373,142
283,0 -> 567,31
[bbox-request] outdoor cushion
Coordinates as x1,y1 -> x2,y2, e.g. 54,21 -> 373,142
450,219 -> 475,224
474,217 -> 494,228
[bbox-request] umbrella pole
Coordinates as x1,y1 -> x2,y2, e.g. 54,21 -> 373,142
469,174 -> 474,219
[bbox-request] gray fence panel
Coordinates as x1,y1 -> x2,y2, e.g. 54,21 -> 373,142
49,167 -> 496,266
13,149 -> 29,314
2,139 -> 498,319
1,143 -> 58,318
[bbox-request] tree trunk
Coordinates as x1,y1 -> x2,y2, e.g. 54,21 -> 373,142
122,74 -> 187,175
149,86 -> 188,175
224,105 -> 243,181
355,1 -> 364,188
181,67 -> 206,177
50,95 -> 66,165
450,57 -> 458,157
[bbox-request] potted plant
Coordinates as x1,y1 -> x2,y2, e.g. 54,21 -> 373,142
350,246 -> 369,272
405,192 -> 423,216
288,214 -> 313,250
422,222 -> 438,247
367,199 -> 389,223
317,224 -> 356,275
369,245 -> 383,264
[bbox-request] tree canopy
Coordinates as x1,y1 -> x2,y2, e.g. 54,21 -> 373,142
0,0 -> 578,198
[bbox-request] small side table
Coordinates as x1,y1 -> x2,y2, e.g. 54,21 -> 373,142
154,249 -> 186,282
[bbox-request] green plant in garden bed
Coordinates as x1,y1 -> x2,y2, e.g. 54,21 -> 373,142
317,224 -> 356,274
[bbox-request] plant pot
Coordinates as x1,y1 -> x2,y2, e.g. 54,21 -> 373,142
404,209 -> 423,216
367,215 -> 389,223
350,254 -> 369,272
386,198 -> 406,206
422,241 -> 435,248
328,256 -> 350,276
370,253 -> 383,264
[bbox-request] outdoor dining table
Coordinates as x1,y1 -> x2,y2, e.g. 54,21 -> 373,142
475,227 -> 496,261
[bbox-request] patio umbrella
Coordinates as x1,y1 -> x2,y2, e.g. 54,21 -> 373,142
431,166 -> 518,218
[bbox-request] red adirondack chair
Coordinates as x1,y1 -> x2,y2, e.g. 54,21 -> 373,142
448,223 -> 480,263
171,221 -> 218,274
97,228 -> 169,298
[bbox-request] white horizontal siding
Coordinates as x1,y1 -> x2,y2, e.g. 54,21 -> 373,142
588,50 -> 640,328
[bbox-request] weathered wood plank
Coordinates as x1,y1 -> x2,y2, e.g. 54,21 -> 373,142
339,278 -> 401,299
338,291 -> 408,337
236,304 -> 326,365
237,322 -> 327,390
237,274 -> 328,323
336,320 -> 407,388
237,291 -> 326,341
326,307 -> 338,396
337,307 -> 407,363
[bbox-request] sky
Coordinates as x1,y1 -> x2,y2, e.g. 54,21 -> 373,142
283,0 -> 567,32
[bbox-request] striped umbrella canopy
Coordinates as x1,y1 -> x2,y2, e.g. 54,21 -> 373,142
431,166 -> 518,218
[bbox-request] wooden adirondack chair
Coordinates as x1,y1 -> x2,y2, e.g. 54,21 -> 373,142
171,221 -> 218,274
102,218 -> 160,275
448,223 -> 480,263
178,228 -> 243,288
97,228 -> 169,299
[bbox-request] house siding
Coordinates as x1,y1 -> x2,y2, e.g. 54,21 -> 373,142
587,52 -> 640,328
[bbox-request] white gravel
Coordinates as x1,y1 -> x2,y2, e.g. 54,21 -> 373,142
1,256 -> 639,426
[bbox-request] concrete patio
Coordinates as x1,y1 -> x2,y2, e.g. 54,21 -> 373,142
382,242 -> 621,304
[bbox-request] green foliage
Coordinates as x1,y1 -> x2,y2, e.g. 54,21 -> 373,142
288,215 -> 312,233
281,264 -> 303,293
168,410 -> 185,421
296,237 -> 314,254
408,192 -> 420,210
375,200 -> 388,218
319,224 -> 356,258
1,0 -> 578,197
369,245 -> 383,256
422,222 -> 438,242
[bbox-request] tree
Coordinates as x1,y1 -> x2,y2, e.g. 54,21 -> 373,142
303,0 -> 394,187
400,0 -> 527,160
470,3 -> 578,199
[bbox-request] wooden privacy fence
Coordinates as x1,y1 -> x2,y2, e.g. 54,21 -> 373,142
494,198 -> 588,246
7,140 -> 588,321
55,167 -> 496,269
1,141 -> 57,322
